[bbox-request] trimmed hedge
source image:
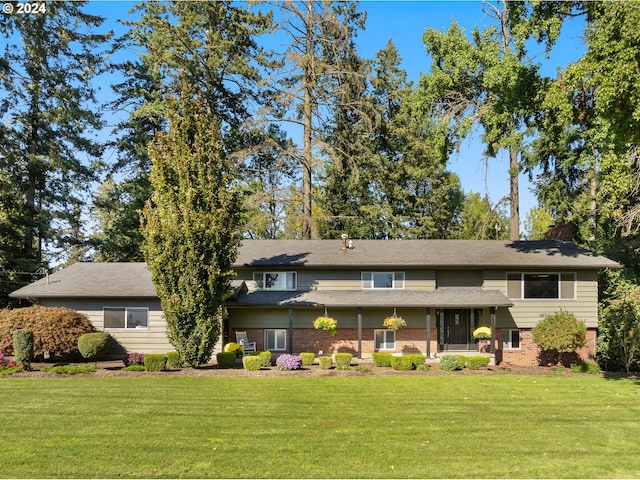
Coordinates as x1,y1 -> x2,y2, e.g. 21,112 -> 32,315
390,355 -> 413,371
216,351 -> 236,369
465,356 -> 491,370
144,354 -> 167,372
299,352 -> 315,366
242,355 -> 263,371
439,354 -> 463,371
223,342 -> 244,358
372,352 -> 392,367
13,329 -> 34,370
78,332 -> 111,362
0,306 -> 95,359
166,351 -> 181,369
319,356 -> 332,369
335,353 -> 352,369
406,354 -> 426,368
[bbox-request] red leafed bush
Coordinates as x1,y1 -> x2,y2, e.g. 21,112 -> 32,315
0,306 -> 95,360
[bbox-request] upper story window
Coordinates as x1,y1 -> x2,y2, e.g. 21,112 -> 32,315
507,272 -> 575,300
362,272 -> 405,289
253,272 -> 296,291
104,307 -> 148,329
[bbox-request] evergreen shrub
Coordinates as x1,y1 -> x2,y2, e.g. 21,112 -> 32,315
13,329 -> 34,370
439,354 -> 463,371
258,351 -> 272,367
166,351 -> 181,369
144,354 -> 167,372
335,353 -> 352,369
372,352 -> 392,367
299,352 -> 315,366
390,355 -> 413,371
242,356 -> 262,371
216,352 -> 236,368
406,354 -> 426,368
78,332 -> 111,363
0,306 -> 94,359
223,342 -> 244,358
319,356 -> 332,369
465,356 -> 490,370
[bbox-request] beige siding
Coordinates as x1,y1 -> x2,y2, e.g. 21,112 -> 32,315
40,298 -> 190,356
483,270 -> 599,328
436,270 -> 482,288
234,267 -> 436,292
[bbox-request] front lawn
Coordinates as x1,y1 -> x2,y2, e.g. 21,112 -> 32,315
1,375 -> 639,478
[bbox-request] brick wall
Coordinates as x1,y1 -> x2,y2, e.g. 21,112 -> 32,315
496,329 -> 596,366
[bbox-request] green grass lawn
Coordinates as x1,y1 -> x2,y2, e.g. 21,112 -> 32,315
1,374 -> 640,478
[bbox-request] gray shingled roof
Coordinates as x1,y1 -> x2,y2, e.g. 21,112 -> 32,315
227,288 -> 513,308
10,239 -> 618,300
235,239 -> 620,269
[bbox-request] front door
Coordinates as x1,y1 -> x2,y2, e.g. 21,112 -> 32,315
441,309 -> 474,350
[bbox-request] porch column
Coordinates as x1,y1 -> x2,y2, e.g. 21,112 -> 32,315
490,306 -> 496,354
288,307 -> 293,354
426,307 -> 431,359
357,307 -> 362,359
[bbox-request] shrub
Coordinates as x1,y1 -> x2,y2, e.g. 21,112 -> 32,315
276,354 -> 302,370
571,361 -> 601,374
532,309 -> 587,366
144,354 -> 167,372
0,352 -> 22,375
319,356 -> 332,369
223,342 -> 244,358
406,354 -> 426,369
40,364 -> 96,375
299,352 -> 315,366
465,356 -> 491,370
0,306 -> 95,360
248,350 -> 272,367
355,366 -> 372,373
13,329 -> 34,371
123,352 -> 145,367
122,365 -> 146,372
216,351 -> 236,368
78,332 -> 111,363
372,352 -> 392,367
416,364 -> 431,371
439,354 -> 463,371
166,351 -> 182,369
390,355 -> 413,371
242,356 -> 262,371
335,353 -> 352,369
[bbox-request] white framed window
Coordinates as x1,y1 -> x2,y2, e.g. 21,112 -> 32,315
362,272 -> 405,289
253,272 -> 296,291
103,307 -> 148,329
265,329 -> 287,351
507,272 -> 575,300
500,329 -> 520,350
375,329 -> 396,350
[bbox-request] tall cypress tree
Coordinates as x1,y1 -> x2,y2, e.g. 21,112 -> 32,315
142,82 -> 242,368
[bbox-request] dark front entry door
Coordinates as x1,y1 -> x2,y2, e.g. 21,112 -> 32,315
442,309 -> 473,350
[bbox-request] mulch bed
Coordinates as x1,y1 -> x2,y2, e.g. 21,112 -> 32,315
5,359 -> 630,378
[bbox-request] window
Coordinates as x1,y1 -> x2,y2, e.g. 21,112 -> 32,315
362,272 -> 405,289
253,272 -> 296,291
375,329 -> 396,350
507,273 -> 575,299
501,329 -> 520,350
103,307 -> 148,329
265,329 -> 287,351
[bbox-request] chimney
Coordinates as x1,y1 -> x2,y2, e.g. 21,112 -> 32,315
341,233 -> 348,250
545,223 -> 575,242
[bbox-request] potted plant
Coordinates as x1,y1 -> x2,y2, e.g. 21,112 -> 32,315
313,316 -> 337,336
383,315 -> 406,330
472,326 -> 491,352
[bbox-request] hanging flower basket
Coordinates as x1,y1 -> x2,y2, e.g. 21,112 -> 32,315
313,316 -> 337,336
383,315 -> 406,330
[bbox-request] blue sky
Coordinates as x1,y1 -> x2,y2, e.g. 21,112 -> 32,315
87,0 -> 586,234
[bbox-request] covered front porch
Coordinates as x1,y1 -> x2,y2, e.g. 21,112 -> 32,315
226,287 -> 514,358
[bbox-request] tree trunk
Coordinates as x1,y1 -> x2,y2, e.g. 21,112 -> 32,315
301,0 -> 313,240
509,146 -> 520,240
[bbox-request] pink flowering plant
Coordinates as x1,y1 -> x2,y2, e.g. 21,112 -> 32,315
0,352 -> 22,375
275,354 -> 303,371
123,352 -> 145,366
383,315 -> 406,329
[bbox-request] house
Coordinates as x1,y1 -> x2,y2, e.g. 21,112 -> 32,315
10,239 -> 619,365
